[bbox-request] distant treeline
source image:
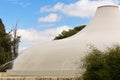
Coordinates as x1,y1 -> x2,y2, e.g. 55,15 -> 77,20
54,25 -> 86,40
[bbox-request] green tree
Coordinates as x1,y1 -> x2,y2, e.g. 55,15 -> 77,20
0,19 -> 20,72
54,25 -> 86,40
82,45 -> 120,80
0,19 -> 12,71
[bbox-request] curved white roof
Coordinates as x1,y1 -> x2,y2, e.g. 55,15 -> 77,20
7,5 -> 120,76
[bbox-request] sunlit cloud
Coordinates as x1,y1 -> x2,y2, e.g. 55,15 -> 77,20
38,13 -> 61,22
18,26 -> 71,51
40,0 -> 120,18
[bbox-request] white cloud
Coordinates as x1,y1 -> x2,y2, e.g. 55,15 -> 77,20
40,3 -> 64,12
38,13 -> 61,22
8,0 -> 31,8
18,26 -> 71,51
40,0 -> 119,18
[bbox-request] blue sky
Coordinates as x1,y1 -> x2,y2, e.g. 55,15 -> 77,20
0,0 -> 120,51
1,0 -> 89,30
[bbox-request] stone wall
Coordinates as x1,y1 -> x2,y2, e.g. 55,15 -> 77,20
0,77 -> 76,80
0,73 -> 7,77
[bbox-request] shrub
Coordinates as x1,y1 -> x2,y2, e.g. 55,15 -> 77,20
82,45 -> 120,80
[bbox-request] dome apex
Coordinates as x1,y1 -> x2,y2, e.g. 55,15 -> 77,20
98,5 -> 119,8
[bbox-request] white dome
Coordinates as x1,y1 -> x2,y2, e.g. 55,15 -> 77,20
7,5 -> 120,76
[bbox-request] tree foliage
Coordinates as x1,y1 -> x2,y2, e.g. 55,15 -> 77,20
82,45 -> 120,80
54,25 -> 86,40
11,23 -> 20,60
0,18 -> 20,72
